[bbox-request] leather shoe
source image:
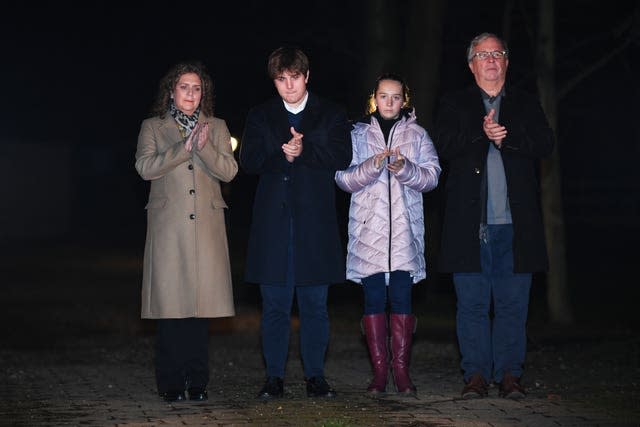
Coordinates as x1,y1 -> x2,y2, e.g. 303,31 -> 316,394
461,373 -> 488,399
160,390 -> 186,402
188,388 -> 208,401
257,376 -> 283,399
499,373 -> 526,399
305,376 -> 336,398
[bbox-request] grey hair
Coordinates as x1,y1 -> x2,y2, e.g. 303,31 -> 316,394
466,32 -> 509,62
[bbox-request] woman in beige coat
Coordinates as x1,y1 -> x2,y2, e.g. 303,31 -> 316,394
135,60 -> 237,403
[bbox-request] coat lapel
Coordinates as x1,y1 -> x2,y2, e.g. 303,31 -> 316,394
264,98 -> 292,144
298,93 -> 320,133
157,116 -> 181,144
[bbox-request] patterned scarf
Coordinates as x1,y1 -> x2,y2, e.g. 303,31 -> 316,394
169,101 -> 200,138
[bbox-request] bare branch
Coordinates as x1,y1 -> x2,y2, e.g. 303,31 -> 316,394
557,37 -> 632,100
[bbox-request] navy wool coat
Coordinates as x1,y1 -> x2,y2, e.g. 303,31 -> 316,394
240,92 -> 353,285
433,85 -> 554,273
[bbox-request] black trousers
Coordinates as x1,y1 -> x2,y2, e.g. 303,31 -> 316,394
155,318 -> 210,393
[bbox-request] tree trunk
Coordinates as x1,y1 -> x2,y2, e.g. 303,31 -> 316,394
536,0 -> 573,324
403,0 -> 446,277
363,0 -> 400,107
404,0 -> 445,129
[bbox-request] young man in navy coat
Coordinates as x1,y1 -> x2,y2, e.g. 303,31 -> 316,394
240,46 -> 352,399
433,33 -> 554,400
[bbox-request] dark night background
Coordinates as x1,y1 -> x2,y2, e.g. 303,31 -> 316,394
1,1 -> 638,329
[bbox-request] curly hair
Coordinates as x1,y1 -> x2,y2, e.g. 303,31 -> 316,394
366,73 -> 411,115
149,60 -> 215,118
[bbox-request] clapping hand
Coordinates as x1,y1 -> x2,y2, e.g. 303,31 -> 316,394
483,108 -> 507,148
184,122 -> 209,152
373,148 -> 405,173
282,126 -> 303,162
373,149 -> 389,169
386,148 -> 405,173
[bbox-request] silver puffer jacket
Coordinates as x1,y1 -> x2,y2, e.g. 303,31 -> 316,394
335,109 -> 441,283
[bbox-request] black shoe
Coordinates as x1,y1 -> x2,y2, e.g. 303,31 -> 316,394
305,376 -> 336,398
160,390 -> 186,402
257,376 -> 284,399
188,388 -> 208,401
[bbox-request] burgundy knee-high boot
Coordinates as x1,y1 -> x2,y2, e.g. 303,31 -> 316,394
390,313 -> 417,395
362,313 -> 389,394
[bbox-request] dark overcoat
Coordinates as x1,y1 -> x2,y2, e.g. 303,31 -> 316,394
240,92 -> 352,285
433,85 -> 554,273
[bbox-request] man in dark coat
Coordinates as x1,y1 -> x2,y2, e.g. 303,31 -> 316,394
433,33 -> 554,400
240,46 -> 352,399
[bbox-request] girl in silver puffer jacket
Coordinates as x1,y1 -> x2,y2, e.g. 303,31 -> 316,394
335,74 -> 441,396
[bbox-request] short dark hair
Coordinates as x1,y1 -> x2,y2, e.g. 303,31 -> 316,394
267,47 -> 309,79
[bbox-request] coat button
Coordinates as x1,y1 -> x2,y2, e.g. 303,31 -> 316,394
189,189 -> 195,195
474,167 -> 481,174
189,214 -> 195,220
188,164 -> 193,170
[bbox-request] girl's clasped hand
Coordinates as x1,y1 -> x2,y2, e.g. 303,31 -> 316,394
373,148 -> 405,172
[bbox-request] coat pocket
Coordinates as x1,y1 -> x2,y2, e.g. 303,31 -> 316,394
211,199 -> 228,209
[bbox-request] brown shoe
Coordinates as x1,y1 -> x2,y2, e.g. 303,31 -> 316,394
461,373 -> 488,399
499,373 -> 525,399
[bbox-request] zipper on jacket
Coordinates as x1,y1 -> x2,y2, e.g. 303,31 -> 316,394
386,125 -> 397,272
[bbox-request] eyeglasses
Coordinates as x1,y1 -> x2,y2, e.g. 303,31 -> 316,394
471,50 -> 507,61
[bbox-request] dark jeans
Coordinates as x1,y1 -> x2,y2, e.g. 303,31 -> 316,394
155,317 -> 210,393
362,270 -> 413,314
260,283 -> 329,379
453,224 -> 531,383
259,218 -> 329,379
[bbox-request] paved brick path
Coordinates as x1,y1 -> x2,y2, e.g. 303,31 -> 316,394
1,313 -> 636,427
0,246 -> 637,426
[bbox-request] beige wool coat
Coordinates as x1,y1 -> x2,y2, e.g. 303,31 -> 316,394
135,114 -> 237,319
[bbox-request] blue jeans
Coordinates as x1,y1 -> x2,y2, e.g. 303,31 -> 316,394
362,270 -> 413,314
260,218 -> 329,379
453,224 -> 531,383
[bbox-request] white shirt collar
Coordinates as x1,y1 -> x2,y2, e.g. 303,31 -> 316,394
283,91 -> 309,114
